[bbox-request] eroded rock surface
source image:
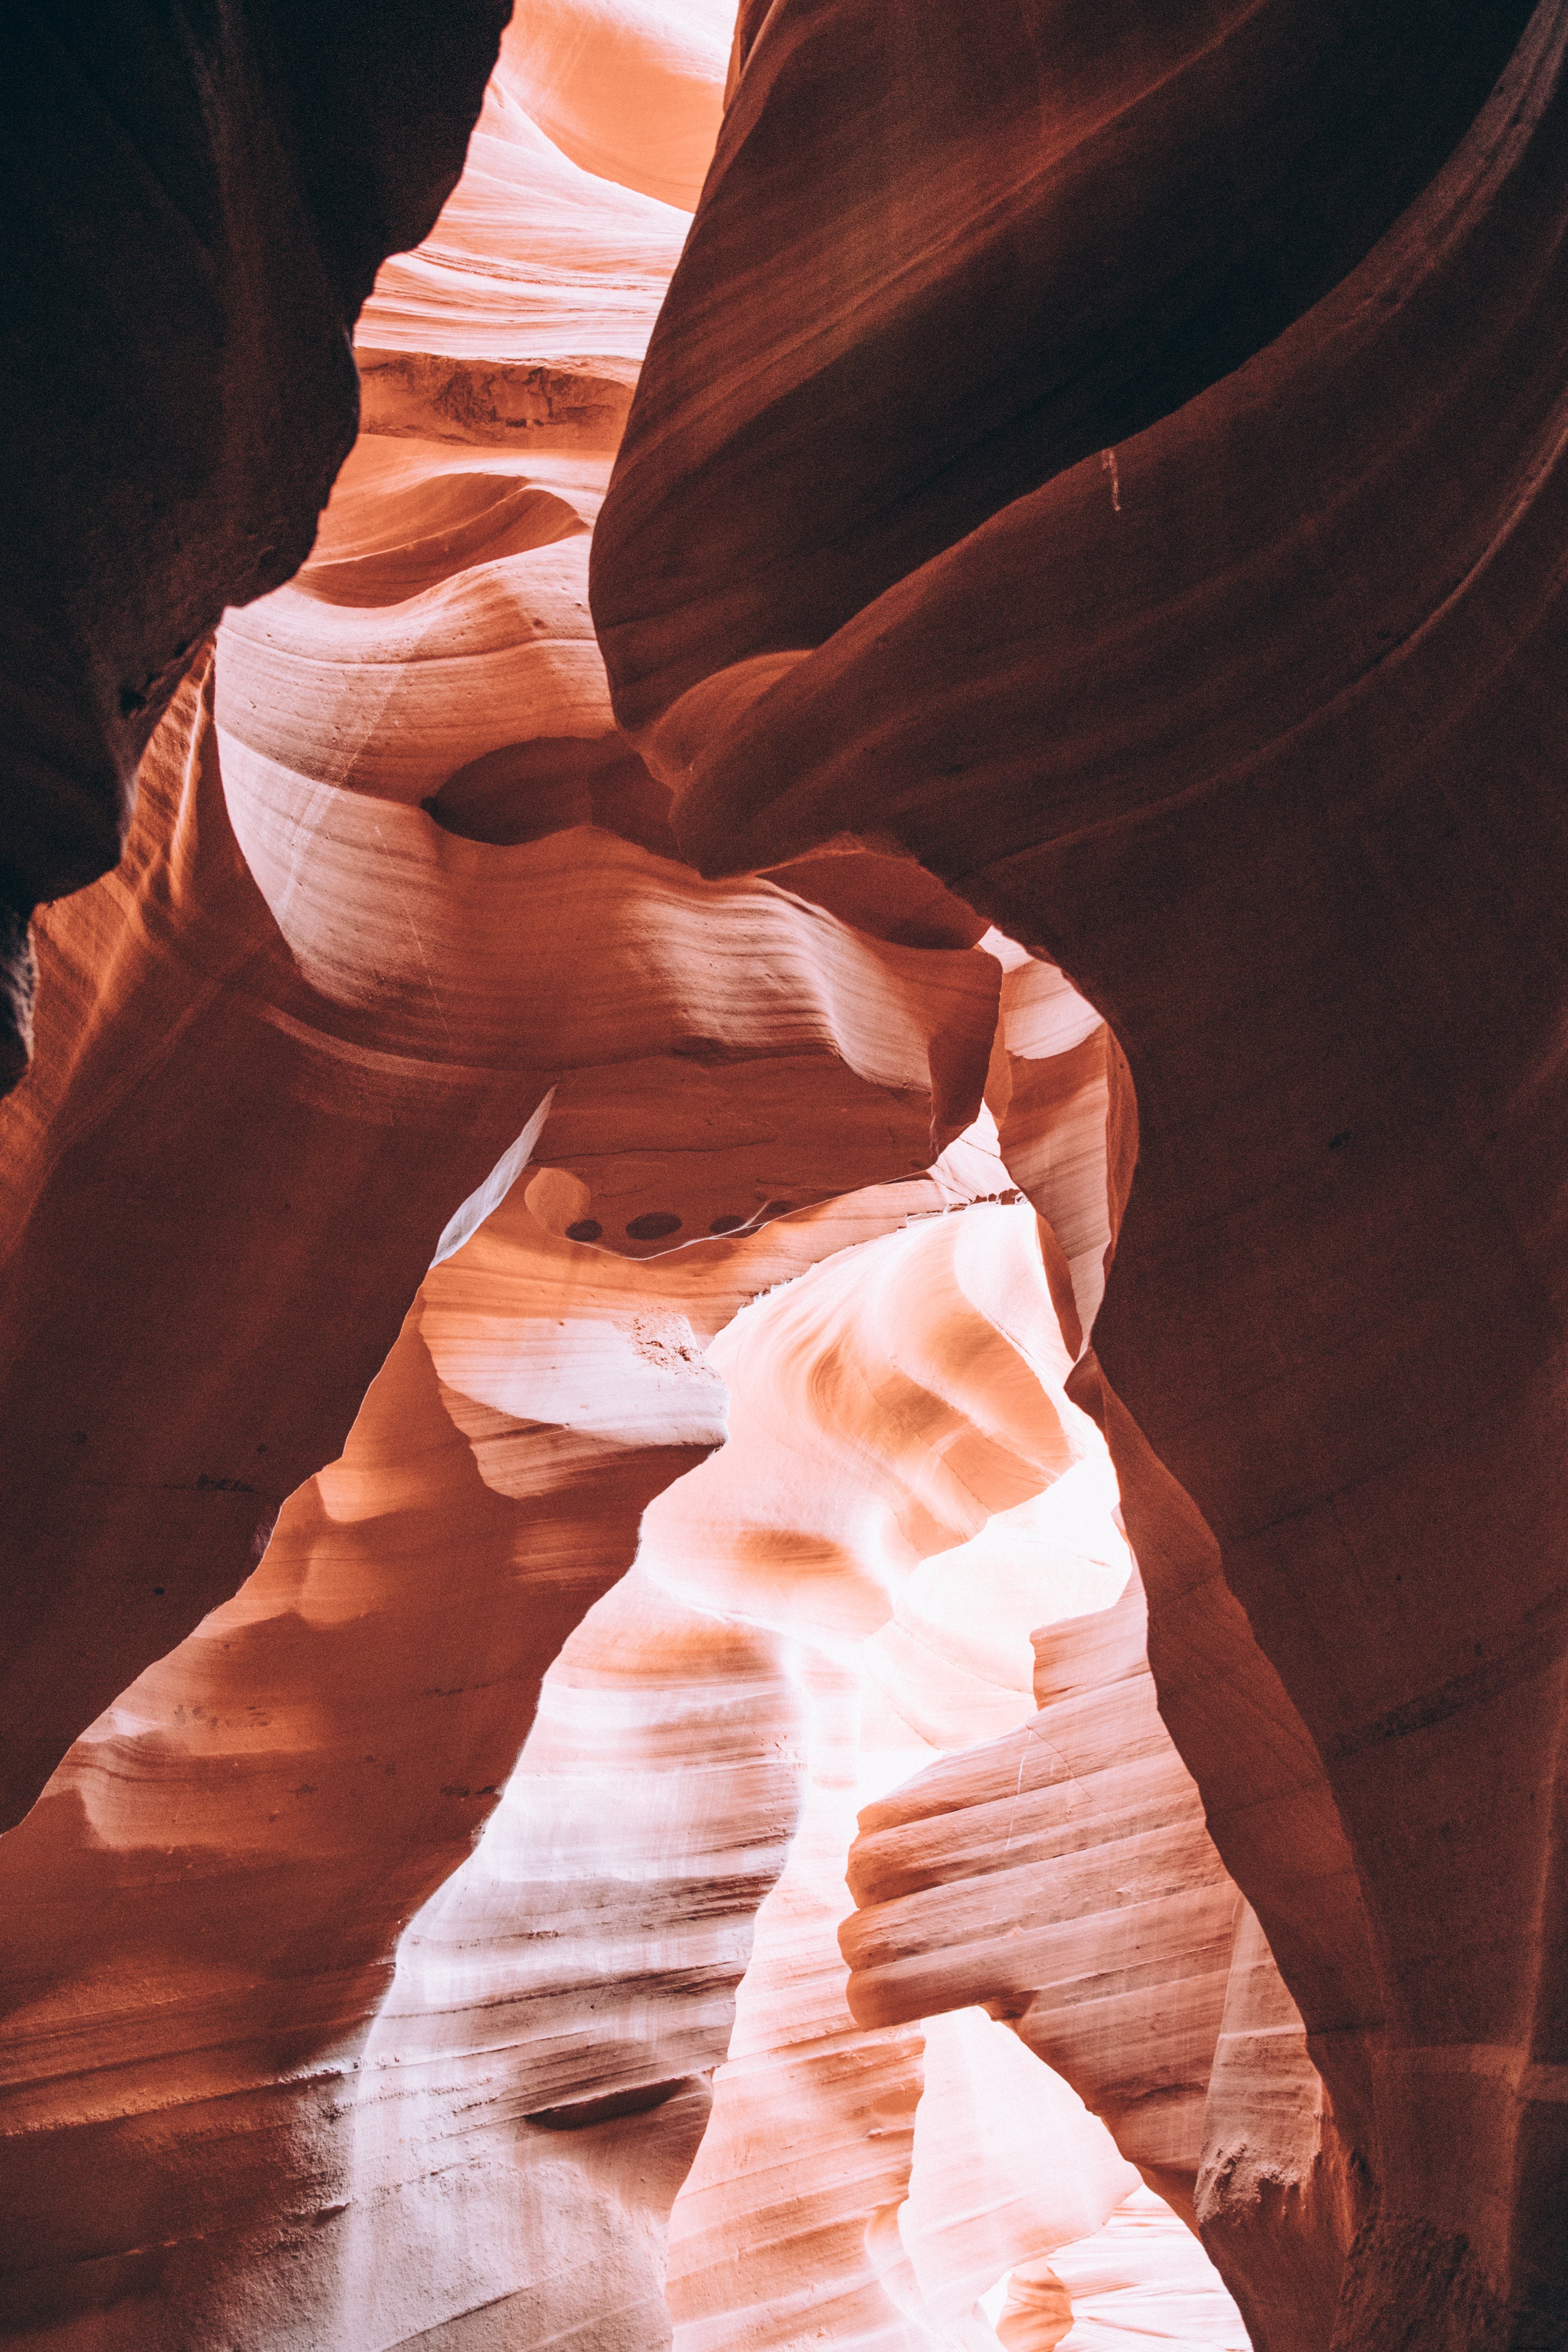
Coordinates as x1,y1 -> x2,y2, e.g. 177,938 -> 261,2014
0,0 -> 511,1089
595,2 -> 1568,2341
7,2 -> 1559,2346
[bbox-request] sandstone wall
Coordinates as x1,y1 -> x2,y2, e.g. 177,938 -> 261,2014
594,3 -> 1568,2340
4,4 -> 1559,2346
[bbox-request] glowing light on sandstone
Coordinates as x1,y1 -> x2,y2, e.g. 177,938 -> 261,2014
2,5 -> 1564,2347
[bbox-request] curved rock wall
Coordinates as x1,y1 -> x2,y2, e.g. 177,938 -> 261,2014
0,40 -> 1128,2342
590,0 -> 1536,724
594,2 -> 1568,2342
7,3 -> 1556,2346
0,1136 -> 1261,2346
0,459 -> 994,1829
0,0 -> 511,1089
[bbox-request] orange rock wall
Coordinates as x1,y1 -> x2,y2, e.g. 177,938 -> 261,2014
594,2 -> 1568,2343
6,4 -> 1561,2348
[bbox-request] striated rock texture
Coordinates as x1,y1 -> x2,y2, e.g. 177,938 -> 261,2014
496,0 -> 732,212
0,487 -> 992,1830
634,1201 -> 1241,2352
594,0 -> 1568,2342
845,1568 -> 1243,2227
843,1569 -> 1359,2350
352,7 -> 704,451
0,0 -> 512,1090
0,1162 -> 1253,2344
590,0 -> 1536,727
2,35 -> 1232,2344
11,0 -> 1565,2345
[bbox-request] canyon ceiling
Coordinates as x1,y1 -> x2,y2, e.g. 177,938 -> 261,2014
1,4 -> 1565,2350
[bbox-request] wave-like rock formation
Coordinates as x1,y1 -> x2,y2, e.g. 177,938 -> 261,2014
0,1153 -> 1258,2344
5,26 -> 1210,2341
590,0 -> 1536,724
0,0 -> 512,1090
637,1204 -> 1246,2352
846,1569 -> 1242,2220
6,1 -> 1564,2346
592,0 -> 1568,2340
352,6 -> 701,452
0,527 -> 993,1828
844,1570 -> 1357,2349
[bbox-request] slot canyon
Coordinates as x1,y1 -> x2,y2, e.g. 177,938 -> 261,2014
1,1 -> 1565,2345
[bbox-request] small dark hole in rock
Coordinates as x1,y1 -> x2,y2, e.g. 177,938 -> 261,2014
626,1211 -> 682,1241
524,2077 -> 702,2131
710,1214 -> 748,1234
424,733 -> 675,855
566,1218 -> 603,1243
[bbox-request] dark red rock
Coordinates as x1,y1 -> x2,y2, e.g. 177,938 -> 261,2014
595,1 -> 1568,2339
593,0 -> 1535,731
0,0 -> 509,1089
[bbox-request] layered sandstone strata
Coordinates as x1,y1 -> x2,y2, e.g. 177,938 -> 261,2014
594,1 -> 1568,2341
7,1 -> 1557,2346
0,475 -> 993,1831
2,26 -> 1252,2342
0,0 -> 512,1090
0,1155 -> 1260,2348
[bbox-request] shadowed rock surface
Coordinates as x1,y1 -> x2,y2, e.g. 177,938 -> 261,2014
0,0 -> 510,1088
4,1 -> 1565,2344
592,0 -> 1536,729
596,1 -> 1568,2341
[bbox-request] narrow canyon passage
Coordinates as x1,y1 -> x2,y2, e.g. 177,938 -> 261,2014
2,5 -> 1564,2350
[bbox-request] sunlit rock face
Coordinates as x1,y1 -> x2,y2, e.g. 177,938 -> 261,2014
0,15 -> 1274,2334
4,3 -> 1559,2349
0,1145 -> 1254,2348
